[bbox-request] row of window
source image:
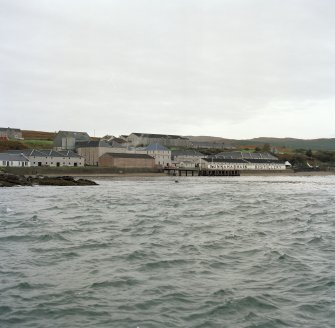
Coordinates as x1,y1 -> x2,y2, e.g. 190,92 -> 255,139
208,164 -> 284,169
1,161 -> 29,166
32,162 -> 79,165
32,156 -> 74,159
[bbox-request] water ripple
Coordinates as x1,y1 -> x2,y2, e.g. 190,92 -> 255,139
0,175 -> 335,327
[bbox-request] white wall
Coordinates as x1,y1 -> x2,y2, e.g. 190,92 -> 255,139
0,160 -> 30,167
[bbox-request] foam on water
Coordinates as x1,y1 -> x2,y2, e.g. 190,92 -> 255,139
0,175 -> 335,327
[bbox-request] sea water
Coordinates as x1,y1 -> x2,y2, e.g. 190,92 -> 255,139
0,176 -> 334,328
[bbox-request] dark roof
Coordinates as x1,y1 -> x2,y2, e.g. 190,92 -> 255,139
108,140 -> 127,148
191,141 -> 226,146
101,153 -> 154,159
0,153 -> 29,161
55,130 -> 90,140
112,138 -> 127,144
146,143 -> 169,151
5,149 -> 82,158
203,157 -> 284,164
172,149 -> 204,156
0,127 -> 21,132
132,133 -> 188,140
203,158 -> 246,163
76,140 -> 111,148
246,159 -> 286,164
215,151 -> 278,160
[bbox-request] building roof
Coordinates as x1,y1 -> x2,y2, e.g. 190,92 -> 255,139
203,158 -> 246,163
171,149 -> 204,157
5,149 -> 82,158
215,151 -> 278,160
54,130 -> 90,140
76,140 -> 111,148
131,133 -> 188,140
0,127 -> 21,132
0,153 -> 29,162
146,143 -> 169,151
101,153 -> 154,159
245,159 -> 285,164
112,138 -> 127,144
203,157 -> 284,164
108,140 -> 127,148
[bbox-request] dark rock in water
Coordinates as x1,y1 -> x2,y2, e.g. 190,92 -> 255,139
0,173 -> 32,187
0,173 -> 98,187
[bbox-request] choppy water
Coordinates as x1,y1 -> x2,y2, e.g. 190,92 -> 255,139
0,175 -> 335,328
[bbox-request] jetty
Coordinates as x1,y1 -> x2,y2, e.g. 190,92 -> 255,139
164,167 -> 240,176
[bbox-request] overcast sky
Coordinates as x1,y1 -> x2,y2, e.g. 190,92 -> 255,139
1,0 -> 335,139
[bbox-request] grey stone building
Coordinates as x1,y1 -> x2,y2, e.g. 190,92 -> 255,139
53,131 -> 90,150
0,127 -> 23,140
171,149 -> 205,167
191,141 -> 235,150
127,133 -> 191,148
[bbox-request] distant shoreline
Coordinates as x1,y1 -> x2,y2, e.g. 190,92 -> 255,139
42,171 -> 334,178
2,167 -> 334,178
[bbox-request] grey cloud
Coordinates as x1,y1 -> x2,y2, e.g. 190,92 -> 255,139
1,0 -> 335,138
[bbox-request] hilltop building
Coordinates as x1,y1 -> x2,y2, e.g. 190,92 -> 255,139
101,135 -> 128,146
127,133 -> 191,148
190,141 -> 235,150
53,131 -> 90,150
0,127 -> 22,140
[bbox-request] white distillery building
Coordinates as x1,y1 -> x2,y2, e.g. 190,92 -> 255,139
5,149 -> 85,167
127,143 -> 172,167
171,149 -> 205,167
144,143 -> 171,167
53,130 -> 90,150
0,153 -> 30,167
201,152 -> 289,171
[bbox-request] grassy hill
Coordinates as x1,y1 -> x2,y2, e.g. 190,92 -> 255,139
186,135 -> 233,143
234,137 -> 335,151
19,130 -> 55,149
185,135 -> 335,151
22,130 -> 56,140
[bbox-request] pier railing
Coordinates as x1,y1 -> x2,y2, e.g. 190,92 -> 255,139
164,167 -> 240,176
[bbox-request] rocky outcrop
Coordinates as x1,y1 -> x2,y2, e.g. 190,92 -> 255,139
0,173 -> 98,187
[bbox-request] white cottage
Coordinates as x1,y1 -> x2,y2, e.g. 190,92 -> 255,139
0,153 -> 30,167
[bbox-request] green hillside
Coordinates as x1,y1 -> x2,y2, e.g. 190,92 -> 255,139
234,138 -> 335,151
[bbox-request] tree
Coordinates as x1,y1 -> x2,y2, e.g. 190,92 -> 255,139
305,149 -> 313,157
262,143 -> 271,152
